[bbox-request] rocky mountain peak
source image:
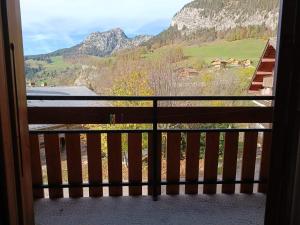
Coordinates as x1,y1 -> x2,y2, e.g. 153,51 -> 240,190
84,28 -> 127,42
66,28 -> 152,57
171,0 -> 279,34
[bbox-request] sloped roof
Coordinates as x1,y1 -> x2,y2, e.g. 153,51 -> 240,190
27,86 -> 109,107
248,38 -> 277,92
27,86 -> 110,130
269,37 -> 277,49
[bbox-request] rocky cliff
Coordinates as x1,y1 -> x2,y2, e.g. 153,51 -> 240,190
74,28 -> 151,57
27,28 -> 152,59
171,0 -> 279,34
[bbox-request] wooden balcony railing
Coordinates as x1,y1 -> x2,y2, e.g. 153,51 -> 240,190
27,96 -> 274,200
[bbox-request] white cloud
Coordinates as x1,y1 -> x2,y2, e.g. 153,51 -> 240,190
20,0 -> 192,54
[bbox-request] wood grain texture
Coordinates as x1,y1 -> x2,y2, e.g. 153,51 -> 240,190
4,0 -> 35,223
128,133 -> 142,196
87,134 -> 102,197
166,132 -> 181,195
107,133 -> 122,196
28,107 -> 273,124
29,134 -> 44,198
0,12 -> 19,224
44,134 -> 63,198
148,133 -> 162,195
222,132 -> 239,194
241,132 -> 258,194
204,132 -> 220,194
65,134 -> 83,198
258,132 -> 272,193
185,132 -> 200,194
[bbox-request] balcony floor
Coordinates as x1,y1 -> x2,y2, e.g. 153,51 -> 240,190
35,194 -> 265,225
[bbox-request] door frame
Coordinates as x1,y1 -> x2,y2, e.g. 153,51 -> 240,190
0,2 -> 20,223
0,0 -> 34,224
265,0 -> 300,224
1,0 -> 300,224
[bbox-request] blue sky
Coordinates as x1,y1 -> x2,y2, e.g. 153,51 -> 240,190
20,0 -> 191,55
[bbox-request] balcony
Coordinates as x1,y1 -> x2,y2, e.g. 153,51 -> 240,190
27,95 -> 273,225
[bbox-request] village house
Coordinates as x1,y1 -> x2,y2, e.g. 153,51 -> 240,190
248,38 -> 276,106
210,58 -> 252,69
248,38 -> 277,134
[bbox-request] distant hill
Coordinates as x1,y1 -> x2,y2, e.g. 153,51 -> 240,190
26,0 -> 279,59
26,28 -> 152,59
25,0 -> 279,89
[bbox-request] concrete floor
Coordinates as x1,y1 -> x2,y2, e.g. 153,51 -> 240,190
35,194 -> 266,225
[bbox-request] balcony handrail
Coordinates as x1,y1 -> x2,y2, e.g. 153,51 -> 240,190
28,95 -> 274,200
26,95 -> 275,101
29,128 -> 272,134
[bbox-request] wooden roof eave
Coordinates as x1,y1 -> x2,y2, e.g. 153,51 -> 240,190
248,39 -> 270,92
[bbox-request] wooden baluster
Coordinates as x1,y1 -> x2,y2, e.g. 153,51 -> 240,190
128,133 -> 142,196
258,132 -> 272,193
29,134 -> 44,198
204,132 -> 220,194
44,134 -> 63,198
222,132 -> 239,194
107,133 -> 122,196
241,132 -> 258,193
87,134 -> 102,197
167,132 -> 181,195
185,132 -> 200,195
148,132 -> 161,195
65,134 -> 83,198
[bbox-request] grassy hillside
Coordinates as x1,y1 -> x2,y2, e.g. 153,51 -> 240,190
25,38 -> 267,95
145,38 -> 266,64
25,55 -> 80,85
183,39 -> 266,63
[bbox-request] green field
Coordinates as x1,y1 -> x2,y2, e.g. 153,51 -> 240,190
43,56 -> 71,71
26,56 -> 72,73
26,38 -> 268,87
145,38 -> 267,64
28,39 -> 267,72
183,39 -> 266,63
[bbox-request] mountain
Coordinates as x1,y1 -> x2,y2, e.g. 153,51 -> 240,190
26,28 -> 152,59
171,0 -> 279,34
26,0 -> 279,59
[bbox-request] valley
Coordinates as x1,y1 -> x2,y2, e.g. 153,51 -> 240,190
25,38 -> 266,96
25,0 -> 278,98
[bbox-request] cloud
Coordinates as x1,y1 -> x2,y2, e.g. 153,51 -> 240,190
20,0 -> 191,55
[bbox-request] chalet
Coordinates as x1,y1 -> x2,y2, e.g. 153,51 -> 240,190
227,58 -> 240,66
248,38 -> 276,96
27,85 -> 110,130
27,86 -> 105,151
211,59 -> 227,69
27,85 -> 100,108
248,39 -> 277,131
240,59 -> 252,67
211,58 -> 252,69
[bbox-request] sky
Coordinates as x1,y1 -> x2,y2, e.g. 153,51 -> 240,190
20,0 -> 191,55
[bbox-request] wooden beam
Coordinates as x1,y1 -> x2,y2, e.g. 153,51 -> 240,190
28,107 -> 274,124
261,58 -> 276,63
107,133 -> 122,196
166,132 -> 181,195
185,132 -> 200,194
256,71 -> 273,75
203,132 -> 220,194
87,134 -> 103,197
128,133 -> 142,196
